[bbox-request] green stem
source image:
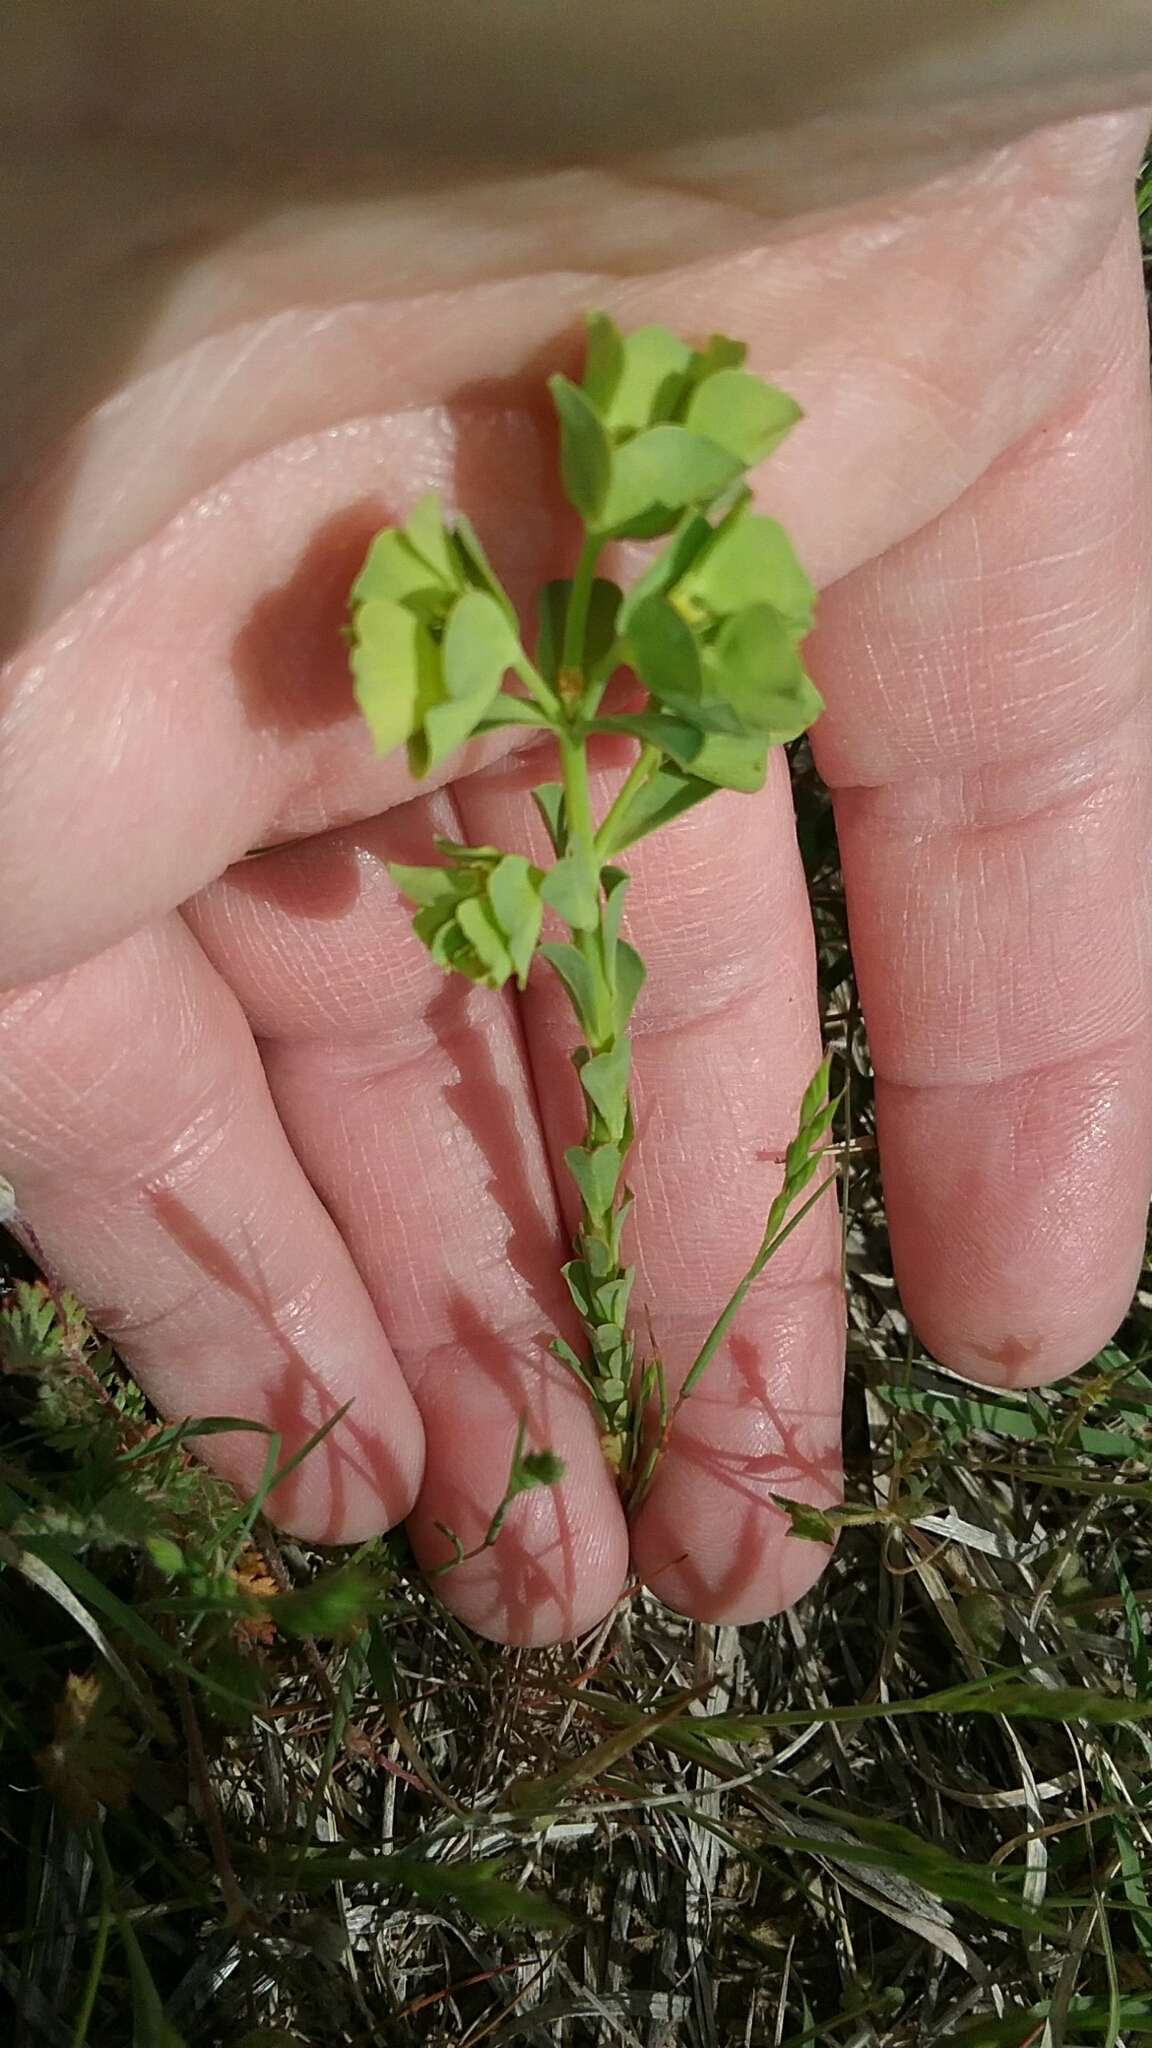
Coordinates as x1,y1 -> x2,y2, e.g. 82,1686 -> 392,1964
510,648 -> 559,718
677,1172 -> 838,1410
561,533 -> 602,685
594,742 -> 661,858
70,1851 -> 112,2048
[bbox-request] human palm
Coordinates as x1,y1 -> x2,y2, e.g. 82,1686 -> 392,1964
1,79 -> 1149,1641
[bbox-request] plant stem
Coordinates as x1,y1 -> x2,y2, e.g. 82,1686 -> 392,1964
510,649 -> 559,718
560,533 -> 601,687
70,1853 -> 111,2048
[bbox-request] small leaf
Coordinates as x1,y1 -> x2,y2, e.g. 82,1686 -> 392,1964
540,852 -> 600,932
596,760 -> 716,856
705,604 -> 824,742
549,374 -> 612,525
625,593 -> 706,711
676,507 -> 814,639
600,865 -> 631,960
617,506 -> 720,630
599,424 -> 744,537
350,527 -> 449,615
683,369 -> 803,465
451,511 -> 518,623
681,729 -> 771,793
579,1039 -> 631,1132
520,1449 -> 566,1485
349,597 -> 439,758
798,1055 -> 833,1130
531,782 -> 567,855
456,896 -> 515,986
561,1259 -> 592,1318
442,589 -> 518,703
540,943 -> 599,1029
585,316 -> 693,434
564,1143 -> 622,1219
388,862 -> 457,909
474,693 -> 554,731
485,854 -> 544,986
772,1495 -> 840,1547
402,490 -> 458,582
615,941 -> 647,1031
272,1565 -> 389,1641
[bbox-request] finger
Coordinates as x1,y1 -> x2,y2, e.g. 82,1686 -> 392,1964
458,748 -> 844,1625
6,116 -> 1142,993
0,917 -> 424,1537
808,222 -> 1152,1386
185,793 -> 629,1646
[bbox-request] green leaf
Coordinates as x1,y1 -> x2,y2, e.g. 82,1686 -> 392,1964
442,589 -> 518,703
273,1565 -> 390,1640
600,865 -> 631,960
450,511 -> 518,623
625,593 -> 706,712
599,711 -> 768,790
798,1055 -> 833,1129
683,730 -> 771,793
596,760 -> 716,856
536,577 -> 622,683
584,315 -> 693,434
704,603 -> 824,741
120,1915 -> 190,2048
520,1449 -> 566,1486
540,942 -> 599,1029
540,851 -> 600,931
388,862 -> 457,908
599,425 -> 744,537
402,490 -> 458,582
474,693 -> 555,732
350,527 -> 448,616
485,854 -> 544,986
683,369 -> 803,465
349,597 -> 440,758
675,507 -> 814,639
549,374 -> 612,525
564,1143 -> 623,1219
456,895 -> 515,986
531,782 -> 567,855
579,1038 -> 631,1133
615,941 -> 647,1030
619,506 -> 723,632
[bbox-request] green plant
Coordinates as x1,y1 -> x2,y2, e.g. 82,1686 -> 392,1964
347,313 -> 836,1499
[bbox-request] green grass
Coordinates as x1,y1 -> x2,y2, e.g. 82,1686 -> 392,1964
1,185 -> 1151,2048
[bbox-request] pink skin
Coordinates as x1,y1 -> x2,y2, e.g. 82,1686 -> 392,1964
1,97 -> 1151,1641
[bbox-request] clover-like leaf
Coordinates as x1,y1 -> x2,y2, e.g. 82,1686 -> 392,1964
549,375 -> 612,524
683,369 -> 803,466
578,1037 -> 631,1135
392,848 -> 544,991
594,760 -> 716,856
349,497 -> 529,774
673,505 -> 815,640
565,1142 -> 623,1219
350,598 -> 439,759
703,603 -> 823,742
583,315 -> 694,435
598,425 -> 744,539
540,851 -> 600,931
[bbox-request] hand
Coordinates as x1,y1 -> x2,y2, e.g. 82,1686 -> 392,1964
1,21 -> 1149,1639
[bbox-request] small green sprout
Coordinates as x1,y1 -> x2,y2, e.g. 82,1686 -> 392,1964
347,314 -> 837,1502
